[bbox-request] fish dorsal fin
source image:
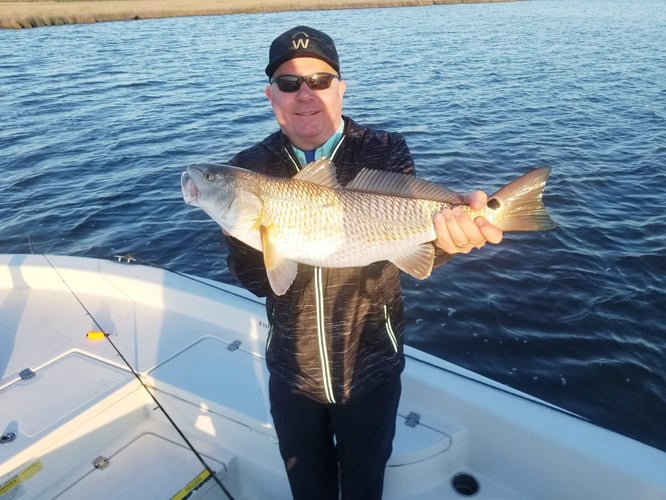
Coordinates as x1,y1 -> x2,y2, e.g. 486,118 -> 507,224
293,157 -> 342,189
391,243 -> 435,280
260,225 -> 298,296
346,169 -> 465,204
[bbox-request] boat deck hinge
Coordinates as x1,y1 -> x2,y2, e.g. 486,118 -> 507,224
227,340 -> 242,351
19,368 -> 36,380
93,456 -> 111,470
405,411 -> 421,428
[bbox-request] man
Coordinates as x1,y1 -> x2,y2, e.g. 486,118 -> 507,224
223,26 -> 502,500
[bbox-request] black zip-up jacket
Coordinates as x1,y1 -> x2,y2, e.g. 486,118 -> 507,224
224,117 -> 448,404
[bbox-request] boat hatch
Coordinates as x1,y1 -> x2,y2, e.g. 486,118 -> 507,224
149,336 -> 273,431
55,432 -> 227,499
0,352 -> 130,444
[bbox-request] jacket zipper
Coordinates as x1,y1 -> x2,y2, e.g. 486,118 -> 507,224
284,140 -> 346,404
266,305 -> 274,352
315,267 -> 336,403
285,147 -> 336,402
384,305 -> 399,353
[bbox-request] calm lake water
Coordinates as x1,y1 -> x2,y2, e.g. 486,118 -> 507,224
1,0 -> 665,452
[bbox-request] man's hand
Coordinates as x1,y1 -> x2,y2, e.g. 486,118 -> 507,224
433,191 -> 503,254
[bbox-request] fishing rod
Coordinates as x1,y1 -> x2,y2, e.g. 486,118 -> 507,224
43,255 -> 235,500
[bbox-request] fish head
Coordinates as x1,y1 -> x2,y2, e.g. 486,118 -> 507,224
181,163 -> 264,244
182,163 -> 236,205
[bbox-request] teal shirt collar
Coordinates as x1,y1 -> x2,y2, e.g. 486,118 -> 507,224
291,119 -> 344,168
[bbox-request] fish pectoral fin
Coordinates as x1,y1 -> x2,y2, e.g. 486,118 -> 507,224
266,260 -> 299,296
391,244 -> 435,280
260,225 -> 298,296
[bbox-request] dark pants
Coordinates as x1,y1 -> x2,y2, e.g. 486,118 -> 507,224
269,374 -> 402,500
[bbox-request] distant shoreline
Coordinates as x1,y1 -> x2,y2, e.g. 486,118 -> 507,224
1,0 -> 517,29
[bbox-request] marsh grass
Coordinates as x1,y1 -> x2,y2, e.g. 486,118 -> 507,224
0,0 -> 515,29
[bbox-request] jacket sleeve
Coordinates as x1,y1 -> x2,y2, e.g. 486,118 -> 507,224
224,233 -> 271,297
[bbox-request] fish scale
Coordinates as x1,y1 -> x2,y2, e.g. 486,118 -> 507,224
265,187 -> 440,267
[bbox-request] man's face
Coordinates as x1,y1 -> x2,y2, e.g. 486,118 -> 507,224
266,57 -> 346,151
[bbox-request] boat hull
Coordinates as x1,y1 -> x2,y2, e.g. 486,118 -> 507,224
1,254 -> 665,499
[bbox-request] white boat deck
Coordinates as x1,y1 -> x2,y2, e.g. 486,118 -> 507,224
1,254 -> 665,499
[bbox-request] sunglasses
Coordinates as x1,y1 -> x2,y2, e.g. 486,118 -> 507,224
270,72 -> 340,93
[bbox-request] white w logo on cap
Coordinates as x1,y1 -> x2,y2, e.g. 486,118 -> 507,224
291,34 -> 310,50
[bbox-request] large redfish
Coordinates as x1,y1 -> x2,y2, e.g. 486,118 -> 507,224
181,158 -> 556,295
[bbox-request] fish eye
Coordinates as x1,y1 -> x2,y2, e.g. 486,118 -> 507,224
203,172 -> 215,181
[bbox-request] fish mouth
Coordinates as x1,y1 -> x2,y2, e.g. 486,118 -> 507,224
181,172 -> 199,205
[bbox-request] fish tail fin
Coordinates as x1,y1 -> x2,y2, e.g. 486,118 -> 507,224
489,167 -> 557,232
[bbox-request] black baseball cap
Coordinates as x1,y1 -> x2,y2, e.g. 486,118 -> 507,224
265,26 -> 340,79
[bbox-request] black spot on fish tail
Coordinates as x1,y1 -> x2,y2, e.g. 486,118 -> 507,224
487,198 -> 501,210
